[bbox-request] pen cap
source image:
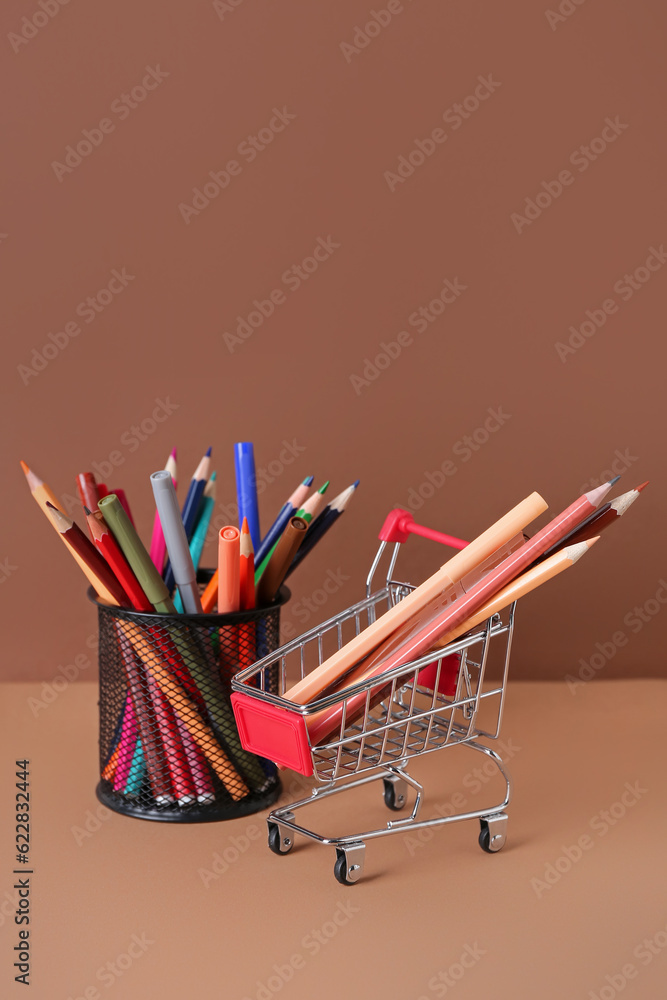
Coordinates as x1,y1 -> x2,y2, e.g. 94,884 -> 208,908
151,471 -> 196,584
218,526 -> 241,613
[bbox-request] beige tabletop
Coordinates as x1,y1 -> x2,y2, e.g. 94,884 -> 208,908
1,679 -> 665,1000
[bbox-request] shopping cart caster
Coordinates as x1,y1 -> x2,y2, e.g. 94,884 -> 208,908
382,776 -> 408,811
478,814 -> 508,853
333,843 -> 365,885
267,818 -> 294,856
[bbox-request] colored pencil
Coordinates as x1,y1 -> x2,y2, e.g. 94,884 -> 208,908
305,481 -> 616,739
310,537 -> 601,742
84,507 -> 153,612
164,447 -> 211,591
238,518 -> 256,673
285,491 -> 548,705
45,502 -> 131,606
151,471 -> 203,614
200,571 -> 219,614
234,442 -> 261,552
119,619 -> 248,797
146,673 -> 196,805
99,494 -> 176,613
287,480 -> 359,575
256,516 -> 308,607
112,699 -> 139,793
115,622 -> 174,804
124,738 -> 146,797
149,448 -> 177,571
20,460 -> 118,604
173,472 -> 216,614
254,475 -> 313,567
255,481 -> 330,582
539,482 -> 648,559
76,472 -> 101,514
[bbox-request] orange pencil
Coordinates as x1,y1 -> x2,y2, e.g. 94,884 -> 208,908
20,460 -> 118,604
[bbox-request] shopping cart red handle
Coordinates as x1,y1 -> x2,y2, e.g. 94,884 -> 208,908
378,509 -> 468,550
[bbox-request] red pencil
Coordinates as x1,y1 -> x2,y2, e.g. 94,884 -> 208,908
84,507 -> 153,612
76,472 -> 101,514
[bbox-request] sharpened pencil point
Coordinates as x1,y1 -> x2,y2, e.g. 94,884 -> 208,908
205,446 -> 212,457
319,481 -> 330,494
83,506 -> 92,516
170,447 -> 177,459
352,479 -> 360,488
585,536 -> 600,547
303,475 -> 314,486
241,517 -> 249,533
609,475 -> 621,486
45,501 -> 56,510
635,481 -> 649,492
19,459 -> 30,475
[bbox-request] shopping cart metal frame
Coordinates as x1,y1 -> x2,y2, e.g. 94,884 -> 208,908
231,509 -> 517,884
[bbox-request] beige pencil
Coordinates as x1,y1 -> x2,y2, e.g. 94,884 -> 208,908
285,491 -> 548,704
432,537 -> 599,649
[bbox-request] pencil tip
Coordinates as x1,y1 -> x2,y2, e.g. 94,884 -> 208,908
170,447 -> 177,459
45,501 -> 56,510
83,505 -> 92,516
205,446 -> 212,457
352,479 -> 360,488
609,475 -> 621,486
586,536 -> 600,547
635,480 -> 649,492
210,471 -> 217,481
319,481 -> 330,493
19,459 -> 29,475
303,475 -> 314,486
241,516 -> 249,532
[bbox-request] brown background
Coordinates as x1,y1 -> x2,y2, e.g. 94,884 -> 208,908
2,0 -> 665,684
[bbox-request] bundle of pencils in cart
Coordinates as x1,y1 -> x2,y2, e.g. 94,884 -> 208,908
231,476 -> 648,777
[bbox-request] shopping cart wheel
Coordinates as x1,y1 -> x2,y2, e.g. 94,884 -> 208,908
382,776 -> 408,811
334,844 -> 365,885
478,814 -> 508,853
268,822 -> 294,856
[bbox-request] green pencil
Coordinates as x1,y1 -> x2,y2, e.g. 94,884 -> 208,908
98,494 -> 176,614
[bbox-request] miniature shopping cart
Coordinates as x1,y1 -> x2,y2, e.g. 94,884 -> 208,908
231,509 -> 516,884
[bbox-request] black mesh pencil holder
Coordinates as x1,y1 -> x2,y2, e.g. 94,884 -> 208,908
91,575 -> 288,823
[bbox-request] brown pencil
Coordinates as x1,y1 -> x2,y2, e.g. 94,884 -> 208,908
256,516 -> 308,606
45,502 -> 131,606
539,482 -> 648,559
